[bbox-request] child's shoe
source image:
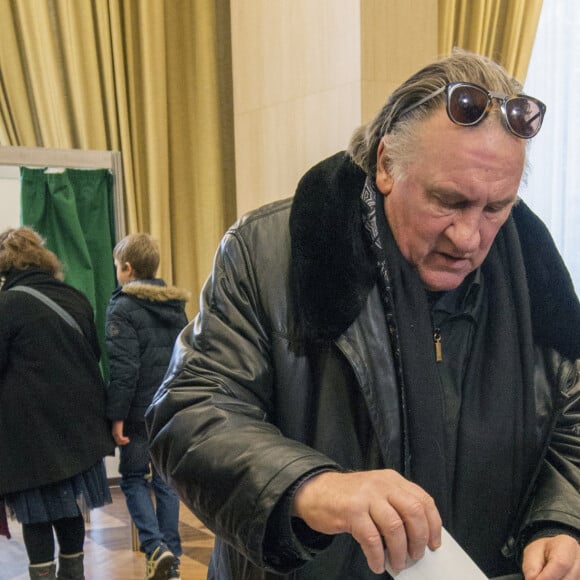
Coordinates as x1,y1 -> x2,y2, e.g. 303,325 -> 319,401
145,545 -> 175,580
168,558 -> 181,579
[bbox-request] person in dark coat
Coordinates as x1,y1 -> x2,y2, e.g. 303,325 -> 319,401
105,233 -> 189,580
0,227 -> 114,580
146,50 -> 580,579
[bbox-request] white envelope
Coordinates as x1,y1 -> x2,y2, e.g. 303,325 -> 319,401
384,527 -> 488,579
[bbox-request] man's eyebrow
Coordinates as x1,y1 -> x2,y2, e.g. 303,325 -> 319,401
427,187 -> 467,201
428,188 -> 517,206
486,197 -> 517,208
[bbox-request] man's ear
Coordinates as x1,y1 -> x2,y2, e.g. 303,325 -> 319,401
375,138 -> 394,196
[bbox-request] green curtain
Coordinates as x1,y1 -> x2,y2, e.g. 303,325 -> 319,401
20,167 -> 116,379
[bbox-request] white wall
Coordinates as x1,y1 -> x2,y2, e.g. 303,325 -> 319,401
0,165 -> 21,230
230,0 -> 362,216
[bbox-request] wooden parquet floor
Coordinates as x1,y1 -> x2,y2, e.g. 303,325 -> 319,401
0,485 -> 214,579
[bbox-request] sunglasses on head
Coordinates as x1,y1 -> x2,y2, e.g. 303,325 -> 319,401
395,81 -> 546,139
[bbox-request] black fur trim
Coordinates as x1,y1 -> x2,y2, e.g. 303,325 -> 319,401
513,202 -> 580,360
289,152 -> 375,343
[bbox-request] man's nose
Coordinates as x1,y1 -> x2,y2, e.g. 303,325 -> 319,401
446,211 -> 481,253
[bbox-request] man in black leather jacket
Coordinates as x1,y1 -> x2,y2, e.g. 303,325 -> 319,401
147,50 -> 580,579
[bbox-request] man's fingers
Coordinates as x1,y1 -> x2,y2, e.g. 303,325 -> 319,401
292,469 -> 443,574
350,514 -> 393,574
521,540 -> 545,580
421,492 -> 442,550
365,489 -> 439,572
382,510 -> 409,572
385,486 -> 441,561
522,535 -> 580,580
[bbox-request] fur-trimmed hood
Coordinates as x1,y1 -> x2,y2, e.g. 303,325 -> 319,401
290,152 -> 580,360
121,280 -> 191,303
108,278 -> 190,333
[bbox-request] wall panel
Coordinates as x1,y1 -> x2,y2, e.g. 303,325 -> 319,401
230,0 -> 438,216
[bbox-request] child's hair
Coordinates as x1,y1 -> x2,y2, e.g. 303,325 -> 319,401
113,233 -> 160,279
0,226 -> 64,280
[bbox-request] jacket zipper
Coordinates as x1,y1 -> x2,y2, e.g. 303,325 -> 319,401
433,327 -> 442,362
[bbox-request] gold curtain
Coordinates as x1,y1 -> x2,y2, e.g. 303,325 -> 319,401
439,0 -> 543,81
0,0 -> 236,316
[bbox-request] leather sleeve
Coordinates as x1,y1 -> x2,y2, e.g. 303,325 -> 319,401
145,220 -> 340,570
518,356 -> 580,546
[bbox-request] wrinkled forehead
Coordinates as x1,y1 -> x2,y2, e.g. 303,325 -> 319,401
413,107 -> 526,172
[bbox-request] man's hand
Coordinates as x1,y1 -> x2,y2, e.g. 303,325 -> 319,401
522,534 -> 580,580
292,469 -> 442,574
111,419 -> 130,446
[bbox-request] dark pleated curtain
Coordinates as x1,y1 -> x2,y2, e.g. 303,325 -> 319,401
20,167 -> 116,379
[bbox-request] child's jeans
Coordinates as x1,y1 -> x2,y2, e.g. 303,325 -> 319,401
118,420 -> 182,557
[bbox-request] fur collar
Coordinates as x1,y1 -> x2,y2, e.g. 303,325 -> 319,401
512,201 -> 580,360
289,152 -> 374,343
289,152 -> 580,359
121,280 -> 190,303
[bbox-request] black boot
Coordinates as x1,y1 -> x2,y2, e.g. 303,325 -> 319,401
57,552 -> 84,580
28,561 -> 57,579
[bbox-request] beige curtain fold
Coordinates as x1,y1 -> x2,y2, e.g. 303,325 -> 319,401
0,0 -> 236,315
439,0 -> 543,82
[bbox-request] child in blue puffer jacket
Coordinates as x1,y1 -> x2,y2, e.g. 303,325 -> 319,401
105,233 -> 189,580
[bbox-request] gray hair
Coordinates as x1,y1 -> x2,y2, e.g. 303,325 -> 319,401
348,48 -> 525,180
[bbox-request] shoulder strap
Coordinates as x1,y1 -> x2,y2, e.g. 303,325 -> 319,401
8,285 -> 84,335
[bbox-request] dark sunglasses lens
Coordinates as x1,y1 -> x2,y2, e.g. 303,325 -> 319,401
448,85 -> 488,125
505,97 -> 543,138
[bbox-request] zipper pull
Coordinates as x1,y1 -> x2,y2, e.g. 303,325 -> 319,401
433,328 -> 442,362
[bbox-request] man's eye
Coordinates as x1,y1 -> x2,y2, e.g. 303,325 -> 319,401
438,199 -> 466,210
485,205 -> 506,214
